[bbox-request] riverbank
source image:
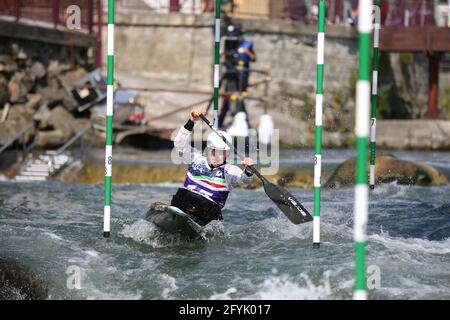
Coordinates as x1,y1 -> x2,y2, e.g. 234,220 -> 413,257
2,146 -> 450,185
50,148 -> 450,187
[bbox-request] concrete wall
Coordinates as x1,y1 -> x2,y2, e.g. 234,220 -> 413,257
106,13 -> 360,114
107,13 -> 359,88
106,14 -> 213,87
105,13 -> 450,121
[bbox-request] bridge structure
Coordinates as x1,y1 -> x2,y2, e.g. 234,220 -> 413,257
380,25 -> 450,118
0,0 -> 102,68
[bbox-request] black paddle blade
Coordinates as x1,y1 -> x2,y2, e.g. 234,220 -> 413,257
262,178 -> 313,225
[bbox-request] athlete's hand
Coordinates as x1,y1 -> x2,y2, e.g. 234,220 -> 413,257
242,157 -> 254,168
190,107 -> 206,121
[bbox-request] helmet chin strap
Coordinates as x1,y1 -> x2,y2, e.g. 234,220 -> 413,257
207,149 -> 226,168
208,160 -> 225,168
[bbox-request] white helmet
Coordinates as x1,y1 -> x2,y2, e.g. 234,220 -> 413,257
207,130 -> 232,151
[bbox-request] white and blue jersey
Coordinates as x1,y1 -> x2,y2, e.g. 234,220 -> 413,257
174,127 -> 253,207
238,39 -> 254,69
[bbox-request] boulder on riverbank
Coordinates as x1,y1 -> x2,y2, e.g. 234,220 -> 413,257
0,102 -> 35,146
0,44 -> 91,151
34,105 -> 89,148
325,155 -> 449,188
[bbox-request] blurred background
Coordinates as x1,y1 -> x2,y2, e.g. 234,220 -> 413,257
0,0 -> 450,183
1,1 -> 450,301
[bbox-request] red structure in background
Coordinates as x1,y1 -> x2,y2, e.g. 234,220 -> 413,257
196,0 -> 436,26
1,0 -> 446,118
0,0 -> 95,29
0,0 -> 102,68
96,0 -> 102,70
169,0 -> 181,12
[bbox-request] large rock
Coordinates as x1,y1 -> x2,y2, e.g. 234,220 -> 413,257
47,60 -> 71,78
37,86 -> 78,111
24,94 -> 42,113
0,54 -> 18,73
33,104 -> 52,129
0,74 -> 10,106
8,72 -> 29,103
35,106 -> 87,147
0,104 -> 34,146
325,155 -> 449,188
29,61 -> 46,80
0,257 -> 48,300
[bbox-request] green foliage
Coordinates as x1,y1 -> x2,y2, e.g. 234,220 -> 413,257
349,68 -> 358,102
332,89 -> 345,108
399,53 -> 413,65
298,93 -> 315,121
376,83 -> 391,119
441,87 -> 450,120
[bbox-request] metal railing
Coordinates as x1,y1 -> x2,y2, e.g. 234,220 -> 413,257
115,0 -> 442,27
1,0 -> 443,27
0,122 -> 94,157
0,122 -> 35,155
46,122 -> 94,156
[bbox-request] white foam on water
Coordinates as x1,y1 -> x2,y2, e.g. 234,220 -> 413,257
43,232 -> 63,241
203,220 -> 229,239
85,287 -> 143,300
209,287 -> 238,300
120,219 -> 184,248
372,181 -> 410,197
62,259 -> 144,300
372,275 -> 450,300
370,233 -> 450,255
157,273 -> 179,299
84,250 -> 99,258
257,217 -> 313,241
242,273 -> 332,300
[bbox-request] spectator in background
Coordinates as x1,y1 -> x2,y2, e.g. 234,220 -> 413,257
326,0 -> 344,24
201,0 -> 214,13
347,0 -> 388,27
283,0 -> 308,22
311,0 -> 345,25
347,0 -> 359,26
380,0 -> 389,25
201,0 -> 234,13
310,2 -> 319,23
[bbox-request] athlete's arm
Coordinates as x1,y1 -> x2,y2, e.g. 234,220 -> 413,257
173,108 -> 206,164
224,159 -> 254,188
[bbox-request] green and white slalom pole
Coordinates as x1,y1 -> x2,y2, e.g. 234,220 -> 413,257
212,0 -> 221,129
103,0 -> 114,238
353,0 -> 372,300
313,0 -> 325,249
369,1 -> 381,190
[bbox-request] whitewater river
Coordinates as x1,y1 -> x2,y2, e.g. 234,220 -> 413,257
0,149 -> 449,299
